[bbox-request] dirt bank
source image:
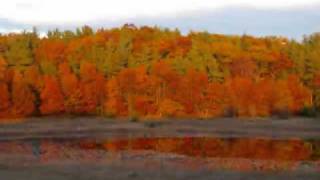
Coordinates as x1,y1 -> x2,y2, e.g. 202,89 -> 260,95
0,117 -> 319,140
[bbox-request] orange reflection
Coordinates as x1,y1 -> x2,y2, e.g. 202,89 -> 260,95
96,137 -> 314,161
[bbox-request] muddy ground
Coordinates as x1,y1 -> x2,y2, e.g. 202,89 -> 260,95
0,117 -> 320,140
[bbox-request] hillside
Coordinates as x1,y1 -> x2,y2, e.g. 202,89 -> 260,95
0,25 -> 319,120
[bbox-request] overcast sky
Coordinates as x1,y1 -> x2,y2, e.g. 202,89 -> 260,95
0,0 -> 319,39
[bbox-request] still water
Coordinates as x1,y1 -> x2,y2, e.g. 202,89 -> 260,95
0,137 -> 319,171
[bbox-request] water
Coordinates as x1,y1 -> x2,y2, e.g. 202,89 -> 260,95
0,137 -> 319,172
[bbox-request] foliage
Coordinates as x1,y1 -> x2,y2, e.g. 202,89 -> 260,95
40,75 -> 65,115
0,25 -> 319,120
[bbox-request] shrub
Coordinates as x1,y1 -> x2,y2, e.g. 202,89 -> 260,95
129,114 -> 140,122
272,108 -> 291,119
223,107 -> 238,117
299,106 -> 317,118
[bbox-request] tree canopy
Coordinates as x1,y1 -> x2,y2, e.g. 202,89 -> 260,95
0,25 -> 319,120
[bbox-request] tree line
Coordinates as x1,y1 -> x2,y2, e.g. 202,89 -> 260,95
0,24 -> 319,119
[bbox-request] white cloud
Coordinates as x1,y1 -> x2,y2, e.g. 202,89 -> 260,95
0,28 -> 23,34
0,0 -> 319,25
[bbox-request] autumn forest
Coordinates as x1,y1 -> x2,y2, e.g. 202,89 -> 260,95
0,24 -> 319,120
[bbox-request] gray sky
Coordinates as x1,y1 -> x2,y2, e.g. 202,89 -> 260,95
0,0 -> 319,39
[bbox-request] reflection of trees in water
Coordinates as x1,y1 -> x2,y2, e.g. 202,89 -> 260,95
0,137 -> 317,163
99,137 -> 314,161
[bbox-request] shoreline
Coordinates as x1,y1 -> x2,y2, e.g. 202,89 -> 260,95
0,117 -> 319,140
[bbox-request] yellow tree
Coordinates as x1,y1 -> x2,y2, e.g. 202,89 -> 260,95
11,70 -> 36,117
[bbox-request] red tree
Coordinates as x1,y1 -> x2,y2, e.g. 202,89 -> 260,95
40,75 -> 65,115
